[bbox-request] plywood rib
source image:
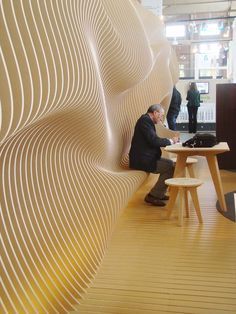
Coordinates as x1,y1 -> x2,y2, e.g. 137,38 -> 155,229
1,0 -> 178,312
73,160 -> 236,314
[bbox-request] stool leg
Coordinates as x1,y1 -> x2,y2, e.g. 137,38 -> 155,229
178,187 -> 184,226
184,189 -> 189,218
166,186 -> 178,219
189,187 -> 203,223
187,164 -> 195,178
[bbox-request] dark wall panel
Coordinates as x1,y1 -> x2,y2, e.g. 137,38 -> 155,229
216,83 -> 236,169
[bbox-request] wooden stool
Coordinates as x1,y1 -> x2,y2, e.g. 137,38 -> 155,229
171,157 -> 198,177
165,177 -> 203,226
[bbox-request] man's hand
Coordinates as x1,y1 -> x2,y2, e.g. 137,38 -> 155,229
171,136 -> 179,144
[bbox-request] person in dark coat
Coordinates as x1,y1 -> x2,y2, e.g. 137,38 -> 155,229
129,104 -> 179,206
167,86 -> 182,131
186,82 -> 201,133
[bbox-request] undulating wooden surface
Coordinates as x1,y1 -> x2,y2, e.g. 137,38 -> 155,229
1,1 -> 178,311
72,156 -> 236,314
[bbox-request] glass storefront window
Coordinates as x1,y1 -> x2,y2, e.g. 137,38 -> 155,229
172,42 -> 230,79
200,23 -> 221,36
167,17 -> 233,80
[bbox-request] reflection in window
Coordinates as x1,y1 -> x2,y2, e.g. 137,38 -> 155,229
200,23 -> 220,36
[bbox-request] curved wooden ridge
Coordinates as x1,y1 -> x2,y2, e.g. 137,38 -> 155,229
1,0 -> 178,312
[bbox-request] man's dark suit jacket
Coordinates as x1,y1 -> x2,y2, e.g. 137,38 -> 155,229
129,114 -> 171,173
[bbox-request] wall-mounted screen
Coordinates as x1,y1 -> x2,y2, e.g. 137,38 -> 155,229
196,82 -> 209,94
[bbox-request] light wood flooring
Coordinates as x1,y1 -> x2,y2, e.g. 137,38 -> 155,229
72,155 -> 236,314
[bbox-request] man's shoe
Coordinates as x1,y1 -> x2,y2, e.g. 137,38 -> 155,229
145,193 -> 169,201
159,195 -> 169,201
144,194 -> 166,207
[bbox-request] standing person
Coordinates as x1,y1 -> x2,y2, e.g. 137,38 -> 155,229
167,86 -> 182,131
129,104 -> 179,207
186,82 -> 201,133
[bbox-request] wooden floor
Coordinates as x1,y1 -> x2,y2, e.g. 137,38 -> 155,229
72,157 -> 236,314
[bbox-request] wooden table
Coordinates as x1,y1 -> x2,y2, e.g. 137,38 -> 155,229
165,142 -> 230,211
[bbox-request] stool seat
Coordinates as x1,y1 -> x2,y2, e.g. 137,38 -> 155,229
165,177 -> 202,188
171,157 -> 197,164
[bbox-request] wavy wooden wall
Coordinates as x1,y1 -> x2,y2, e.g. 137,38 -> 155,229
0,0 -> 178,312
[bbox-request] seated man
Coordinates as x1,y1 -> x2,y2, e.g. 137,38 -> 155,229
129,104 -> 179,206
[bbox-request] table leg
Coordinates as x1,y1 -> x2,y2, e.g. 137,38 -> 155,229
174,154 -> 188,177
206,154 -> 227,212
187,164 -> 195,178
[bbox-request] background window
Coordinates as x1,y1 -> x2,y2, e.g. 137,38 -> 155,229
166,24 -> 186,38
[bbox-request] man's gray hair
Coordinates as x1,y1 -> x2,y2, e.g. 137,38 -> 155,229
147,104 -> 163,113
